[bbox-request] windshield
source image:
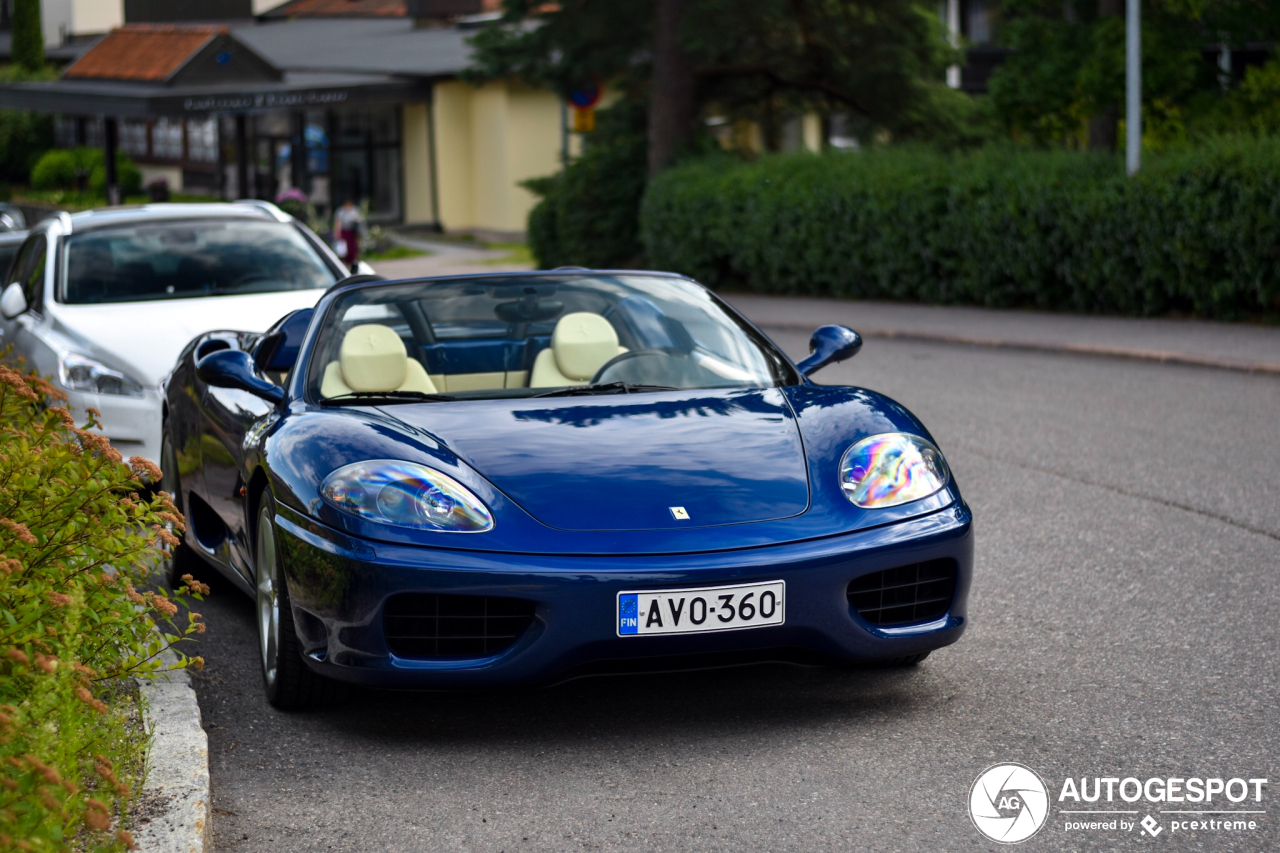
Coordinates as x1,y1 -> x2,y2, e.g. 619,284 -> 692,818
61,220 -> 336,304
308,274 -> 794,402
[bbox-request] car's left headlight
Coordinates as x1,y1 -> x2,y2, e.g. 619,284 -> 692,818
58,352 -> 144,397
839,433 -> 950,509
320,460 -> 494,533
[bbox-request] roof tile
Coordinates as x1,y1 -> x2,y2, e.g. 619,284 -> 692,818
63,24 -> 225,83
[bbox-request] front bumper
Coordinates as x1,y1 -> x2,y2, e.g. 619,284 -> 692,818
273,502 -> 974,688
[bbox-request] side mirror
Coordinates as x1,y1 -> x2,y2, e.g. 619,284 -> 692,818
196,349 -> 284,405
0,282 -> 27,320
796,325 -> 862,376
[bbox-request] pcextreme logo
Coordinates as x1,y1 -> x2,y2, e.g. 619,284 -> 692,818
968,764 -> 1269,843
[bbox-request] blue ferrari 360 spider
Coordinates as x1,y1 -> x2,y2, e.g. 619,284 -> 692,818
161,271 -> 972,709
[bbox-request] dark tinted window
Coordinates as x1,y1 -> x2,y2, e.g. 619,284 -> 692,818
61,220 -> 336,305
0,241 -> 26,288
21,236 -> 46,313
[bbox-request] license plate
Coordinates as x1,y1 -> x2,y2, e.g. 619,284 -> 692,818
616,580 -> 785,637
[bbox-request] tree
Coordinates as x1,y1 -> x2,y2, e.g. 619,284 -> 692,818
649,0 -> 697,175
989,0 -> 1280,149
467,0 -> 963,173
11,0 -> 44,74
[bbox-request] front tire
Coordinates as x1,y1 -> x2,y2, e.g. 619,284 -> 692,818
255,493 -> 340,710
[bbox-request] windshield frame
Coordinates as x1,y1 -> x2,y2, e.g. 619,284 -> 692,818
56,217 -> 341,306
299,272 -> 801,406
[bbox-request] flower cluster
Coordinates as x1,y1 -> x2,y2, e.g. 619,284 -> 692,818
0,349 -> 207,851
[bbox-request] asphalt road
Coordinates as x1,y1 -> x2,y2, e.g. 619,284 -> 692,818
190,329 -> 1280,852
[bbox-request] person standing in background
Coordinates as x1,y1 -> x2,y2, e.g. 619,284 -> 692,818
334,198 -> 363,273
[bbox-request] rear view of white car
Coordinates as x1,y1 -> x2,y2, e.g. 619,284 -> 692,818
0,202 -> 354,465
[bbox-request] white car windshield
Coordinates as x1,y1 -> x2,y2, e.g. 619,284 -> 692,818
61,220 -> 337,304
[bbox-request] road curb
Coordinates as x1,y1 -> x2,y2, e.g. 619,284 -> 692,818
758,322 -> 1280,376
132,648 -> 210,853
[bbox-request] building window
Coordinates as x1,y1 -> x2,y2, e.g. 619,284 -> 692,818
84,120 -> 103,150
151,117 -> 183,160
186,118 -> 217,163
963,0 -> 995,45
330,106 -> 402,221
54,116 -> 78,148
121,121 -> 149,158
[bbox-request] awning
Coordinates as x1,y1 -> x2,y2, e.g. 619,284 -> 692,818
0,71 -> 427,117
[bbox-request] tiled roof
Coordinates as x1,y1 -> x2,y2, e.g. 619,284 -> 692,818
63,25 -> 225,82
262,0 -> 409,17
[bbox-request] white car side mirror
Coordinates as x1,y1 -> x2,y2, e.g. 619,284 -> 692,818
355,261 -> 376,276
0,282 -> 27,320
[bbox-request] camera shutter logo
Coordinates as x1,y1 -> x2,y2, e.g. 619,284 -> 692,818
969,763 -> 1050,843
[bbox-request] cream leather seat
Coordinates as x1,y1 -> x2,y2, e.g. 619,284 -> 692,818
529,312 -> 627,387
321,324 -> 437,398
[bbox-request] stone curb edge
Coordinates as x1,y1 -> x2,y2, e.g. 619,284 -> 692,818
758,322 -> 1280,377
132,648 -> 210,853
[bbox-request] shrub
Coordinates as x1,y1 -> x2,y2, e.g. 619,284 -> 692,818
31,148 -> 142,198
30,149 -> 80,191
640,138 -> 1280,319
524,101 -> 649,269
0,352 -> 206,850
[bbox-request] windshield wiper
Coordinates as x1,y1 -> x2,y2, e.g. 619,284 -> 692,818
319,390 -> 455,407
534,381 -> 679,398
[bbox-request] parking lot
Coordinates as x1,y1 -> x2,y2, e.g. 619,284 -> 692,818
191,324 -> 1280,852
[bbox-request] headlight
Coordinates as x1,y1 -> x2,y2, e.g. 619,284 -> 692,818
320,460 -> 494,533
839,433 -> 950,509
58,353 -> 144,397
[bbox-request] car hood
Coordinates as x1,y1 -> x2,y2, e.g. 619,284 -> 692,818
385,387 -> 811,532
50,289 -> 326,387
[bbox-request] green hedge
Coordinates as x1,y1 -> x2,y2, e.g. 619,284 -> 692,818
640,138 -> 1280,318
525,102 -> 649,270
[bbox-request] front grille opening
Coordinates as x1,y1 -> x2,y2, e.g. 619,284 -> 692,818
847,559 -> 956,627
383,593 -> 536,660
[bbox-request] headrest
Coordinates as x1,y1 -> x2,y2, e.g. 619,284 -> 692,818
552,312 -> 619,380
340,324 -> 407,392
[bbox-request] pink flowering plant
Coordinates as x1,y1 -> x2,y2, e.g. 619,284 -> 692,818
0,352 -> 208,851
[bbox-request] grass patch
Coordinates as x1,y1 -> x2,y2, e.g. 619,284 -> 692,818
365,245 -> 431,262
481,242 -> 535,266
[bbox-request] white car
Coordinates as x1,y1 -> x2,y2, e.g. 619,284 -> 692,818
0,202 -> 364,466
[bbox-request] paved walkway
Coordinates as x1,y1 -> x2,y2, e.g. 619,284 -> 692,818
370,232 -> 534,279
725,293 -> 1280,375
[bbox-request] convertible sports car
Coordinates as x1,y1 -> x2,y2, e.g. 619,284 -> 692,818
162,271 -> 972,709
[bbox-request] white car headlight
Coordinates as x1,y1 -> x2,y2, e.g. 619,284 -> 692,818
58,353 -> 144,397
321,460 -> 494,533
839,433 -> 950,509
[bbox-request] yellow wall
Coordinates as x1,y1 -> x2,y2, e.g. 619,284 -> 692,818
429,80 -> 566,234
400,102 -> 435,225
71,0 -> 122,35
802,114 -> 823,153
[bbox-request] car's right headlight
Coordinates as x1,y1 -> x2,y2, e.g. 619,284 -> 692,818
58,352 -> 144,397
839,433 -> 950,509
321,460 -> 494,533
